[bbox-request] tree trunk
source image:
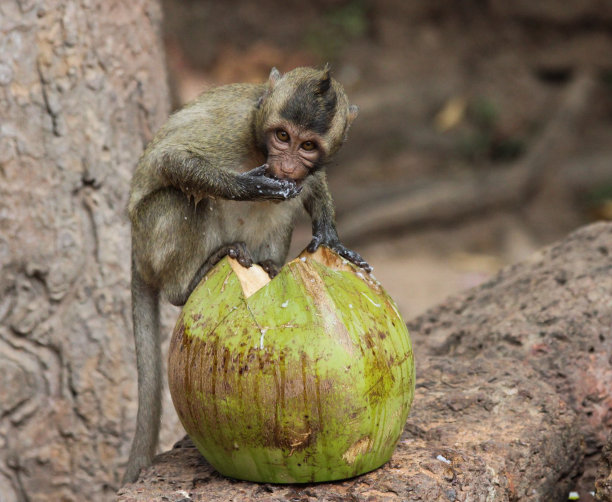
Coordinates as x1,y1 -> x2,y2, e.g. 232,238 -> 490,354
0,1 -> 178,500
597,432 -> 612,499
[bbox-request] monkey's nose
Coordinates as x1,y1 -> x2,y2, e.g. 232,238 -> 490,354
279,165 -> 294,177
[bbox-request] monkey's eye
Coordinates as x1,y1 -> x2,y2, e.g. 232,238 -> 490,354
276,129 -> 290,142
301,141 -> 316,151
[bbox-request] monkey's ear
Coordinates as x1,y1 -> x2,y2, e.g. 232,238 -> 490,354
347,104 -> 359,125
318,68 -> 332,94
268,67 -> 282,88
257,68 -> 282,108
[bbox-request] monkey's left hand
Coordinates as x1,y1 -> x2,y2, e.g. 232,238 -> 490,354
308,230 -> 372,273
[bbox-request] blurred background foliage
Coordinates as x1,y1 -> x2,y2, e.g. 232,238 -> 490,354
160,0 -> 612,319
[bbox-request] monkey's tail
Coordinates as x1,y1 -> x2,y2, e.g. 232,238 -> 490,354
123,257 -> 162,484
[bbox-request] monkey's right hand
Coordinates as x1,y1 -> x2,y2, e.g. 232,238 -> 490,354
237,164 -> 302,201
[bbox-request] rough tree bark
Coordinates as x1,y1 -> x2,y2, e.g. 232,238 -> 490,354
0,1 -> 180,500
597,432 -> 612,499
117,224 -> 612,500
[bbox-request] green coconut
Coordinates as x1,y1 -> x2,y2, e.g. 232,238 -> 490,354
168,246 -> 415,483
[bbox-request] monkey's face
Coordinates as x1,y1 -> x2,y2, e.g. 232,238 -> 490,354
265,123 -> 323,183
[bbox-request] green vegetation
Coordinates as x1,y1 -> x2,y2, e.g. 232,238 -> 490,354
303,0 -> 370,61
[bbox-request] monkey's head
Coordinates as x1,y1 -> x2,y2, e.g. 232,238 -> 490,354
255,66 -> 358,183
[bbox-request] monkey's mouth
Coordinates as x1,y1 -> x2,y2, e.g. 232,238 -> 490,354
269,172 -> 305,186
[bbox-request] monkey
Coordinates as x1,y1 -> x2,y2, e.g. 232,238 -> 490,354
123,66 -> 370,484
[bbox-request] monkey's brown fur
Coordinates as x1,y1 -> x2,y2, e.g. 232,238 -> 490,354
124,67 -> 367,484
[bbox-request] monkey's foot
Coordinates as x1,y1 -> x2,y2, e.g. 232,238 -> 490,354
186,242 -> 254,299
308,238 -> 372,273
199,241 -> 254,274
213,242 -> 254,269
258,259 -> 281,278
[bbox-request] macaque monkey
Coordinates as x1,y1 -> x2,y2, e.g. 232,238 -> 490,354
123,66 -> 370,483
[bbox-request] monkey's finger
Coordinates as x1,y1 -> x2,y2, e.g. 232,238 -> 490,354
358,261 -> 373,273
227,244 -> 253,268
335,246 -> 372,273
284,183 -> 302,199
238,256 -> 253,268
307,237 -> 322,253
346,255 -> 372,272
256,178 -> 301,200
259,260 -> 280,278
236,243 -> 254,268
274,178 -> 301,198
353,260 -> 372,273
246,164 -> 269,177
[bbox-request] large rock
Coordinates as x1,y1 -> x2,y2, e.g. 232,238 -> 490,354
409,221 -> 612,496
118,223 -> 612,500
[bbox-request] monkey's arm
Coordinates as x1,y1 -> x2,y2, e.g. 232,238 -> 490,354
303,172 -> 371,272
161,150 -> 301,201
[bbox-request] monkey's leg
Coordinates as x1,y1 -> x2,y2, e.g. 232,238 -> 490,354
303,172 -> 372,272
185,242 -> 254,298
252,223 -> 293,279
